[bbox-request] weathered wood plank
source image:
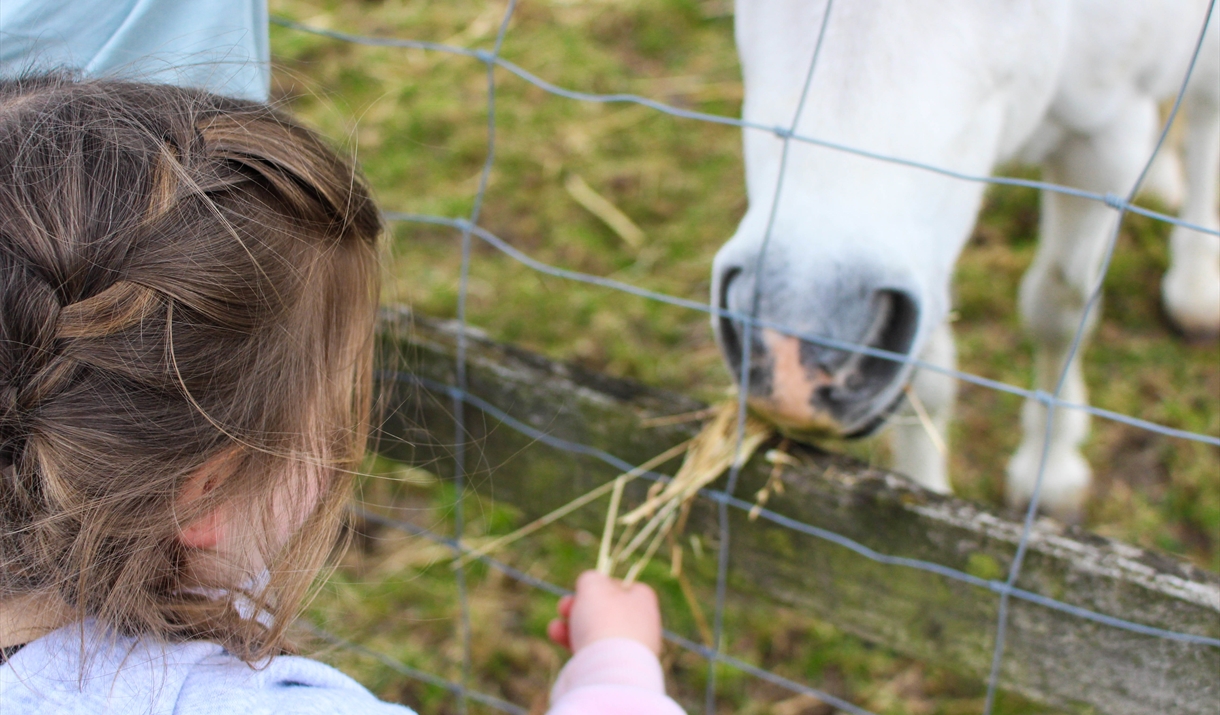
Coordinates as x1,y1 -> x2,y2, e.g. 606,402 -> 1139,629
372,307 -> 1220,715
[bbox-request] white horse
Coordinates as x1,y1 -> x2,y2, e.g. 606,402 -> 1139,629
713,0 -> 1220,520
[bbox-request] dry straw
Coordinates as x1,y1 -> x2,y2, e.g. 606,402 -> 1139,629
452,399 -> 775,582
450,399 -> 778,645
603,400 -> 772,585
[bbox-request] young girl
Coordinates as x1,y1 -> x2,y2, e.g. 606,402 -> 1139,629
0,74 -> 683,715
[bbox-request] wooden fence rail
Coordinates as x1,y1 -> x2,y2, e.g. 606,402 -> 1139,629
371,307 -> 1219,715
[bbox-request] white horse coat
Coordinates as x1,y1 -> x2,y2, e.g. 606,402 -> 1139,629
714,0 -> 1219,519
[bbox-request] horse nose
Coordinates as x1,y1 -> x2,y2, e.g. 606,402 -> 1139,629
718,273 -> 919,435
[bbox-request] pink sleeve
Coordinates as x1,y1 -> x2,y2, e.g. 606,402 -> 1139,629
548,638 -> 686,715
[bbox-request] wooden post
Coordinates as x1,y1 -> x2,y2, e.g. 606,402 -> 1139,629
372,307 -> 1220,715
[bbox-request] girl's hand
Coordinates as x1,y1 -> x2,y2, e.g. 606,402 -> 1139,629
547,571 -> 663,656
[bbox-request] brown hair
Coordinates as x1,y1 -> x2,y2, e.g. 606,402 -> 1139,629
0,73 -> 381,661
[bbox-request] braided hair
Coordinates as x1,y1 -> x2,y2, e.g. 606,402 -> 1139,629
0,73 -> 381,661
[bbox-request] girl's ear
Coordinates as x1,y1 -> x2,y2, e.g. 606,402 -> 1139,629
179,507 -> 224,550
177,452 -> 238,550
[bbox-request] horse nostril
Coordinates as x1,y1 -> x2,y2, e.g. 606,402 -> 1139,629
718,267 -> 744,372
848,289 -> 919,396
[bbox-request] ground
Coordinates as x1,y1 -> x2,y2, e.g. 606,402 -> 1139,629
267,1 -> 1219,713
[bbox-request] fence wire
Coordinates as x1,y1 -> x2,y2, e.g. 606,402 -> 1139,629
379,370 -> 1220,649
981,3 -> 1218,711
447,3 -> 519,710
709,2 -> 835,710
271,3 -> 1220,714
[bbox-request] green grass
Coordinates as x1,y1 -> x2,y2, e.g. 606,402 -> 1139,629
270,1 -> 1218,712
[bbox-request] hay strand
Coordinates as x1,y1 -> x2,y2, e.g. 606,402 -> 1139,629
677,570 -> 714,647
624,508 -> 677,586
453,438 -> 689,568
597,472 -> 627,574
620,400 -> 772,526
903,384 -> 947,457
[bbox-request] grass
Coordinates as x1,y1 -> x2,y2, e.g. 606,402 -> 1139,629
268,1 -> 1219,712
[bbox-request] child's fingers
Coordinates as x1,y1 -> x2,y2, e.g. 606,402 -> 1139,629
575,570 -> 659,610
567,570 -> 664,655
546,617 -> 571,651
574,569 -> 615,596
557,594 -> 575,619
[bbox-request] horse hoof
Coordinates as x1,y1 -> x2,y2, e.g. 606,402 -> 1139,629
1162,264 -> 1220,342
1005,446 -> 1091,523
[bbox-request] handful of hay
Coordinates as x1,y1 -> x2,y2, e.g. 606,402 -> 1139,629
596,401 -> 772,584
452,399 -> 785,646
455,400 -> 775,580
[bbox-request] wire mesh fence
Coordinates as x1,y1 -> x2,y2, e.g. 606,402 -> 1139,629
270,2 -> 1219,713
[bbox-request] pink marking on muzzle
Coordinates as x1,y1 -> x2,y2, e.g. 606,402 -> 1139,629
747,329 -> 843,434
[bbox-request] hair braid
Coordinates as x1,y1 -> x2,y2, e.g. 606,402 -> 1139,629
0,73 -> 381,660
0,257 -> 63,460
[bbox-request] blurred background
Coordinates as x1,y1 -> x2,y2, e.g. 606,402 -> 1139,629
268,1 -> 1219,713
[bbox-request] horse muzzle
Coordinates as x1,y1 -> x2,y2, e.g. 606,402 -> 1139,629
716,267 -> 920,437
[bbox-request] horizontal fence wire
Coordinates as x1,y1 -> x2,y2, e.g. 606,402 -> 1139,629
380,369 -> 1220,649
380,211 -> 1220,449
270,15 -> 1220,239
272,6 -> 1220,714
316,394 -> 1220,715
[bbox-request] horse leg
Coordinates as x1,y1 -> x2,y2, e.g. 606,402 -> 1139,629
890,320 -> 956,493
1162,87 -> 1220,339
1007,100 -> 1158,522
1143,140 -> 1184,209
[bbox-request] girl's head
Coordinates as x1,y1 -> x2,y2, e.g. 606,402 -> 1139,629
0,74 -> 381,660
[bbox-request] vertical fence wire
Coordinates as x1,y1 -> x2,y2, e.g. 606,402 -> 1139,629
979,1 -> 1218,711
451,2 -> 520,711
707,2 -> 835,711
264,3 -> 1220,713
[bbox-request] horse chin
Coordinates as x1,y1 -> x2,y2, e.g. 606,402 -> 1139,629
745,396 -> 843,438
751,383 -> 907,439
841,390 -> 908,439
747,387 -> 906,442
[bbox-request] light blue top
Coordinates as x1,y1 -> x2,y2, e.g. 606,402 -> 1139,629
0,0 -> 269,101
0,620 -> 417,715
